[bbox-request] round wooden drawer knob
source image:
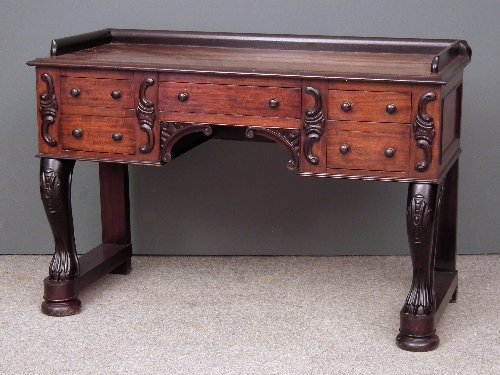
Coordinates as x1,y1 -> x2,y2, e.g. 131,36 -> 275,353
178,92 -> 189,102
111,90 -> 122,99
341,102 -> 352,112
269,98 -> 279,108
386,103 -> 397,114
339,144 -> 350,154
384,148 -> 395,158
72,128 -> 83,138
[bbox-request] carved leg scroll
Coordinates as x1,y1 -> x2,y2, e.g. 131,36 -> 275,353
397,182 -> 441,351
40,158 -> 81,316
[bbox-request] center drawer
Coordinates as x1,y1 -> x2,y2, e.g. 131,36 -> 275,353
159,82 -> 302,118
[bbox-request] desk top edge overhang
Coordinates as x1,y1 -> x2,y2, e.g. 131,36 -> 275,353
26,28 -> 471,84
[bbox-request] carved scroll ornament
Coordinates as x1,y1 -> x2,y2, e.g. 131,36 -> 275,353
160,122 -> 213,162
414,92 -> 436,172
245,127 -> 300,170
39,73 -> 58,147
302,86 -> 325,165
137,78 -> 156,154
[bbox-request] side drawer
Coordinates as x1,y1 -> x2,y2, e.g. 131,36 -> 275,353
327,128 -> 410,172
329,90 -> 411,123
159,82 -> 302,118
61,77 -> 135,108
61,115 -> 136,154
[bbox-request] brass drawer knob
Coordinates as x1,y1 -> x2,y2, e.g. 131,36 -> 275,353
384,148 -> 395,158
70,88 -> 80,97
269,98 -> 279,108
111,132 -> 122,142
339,144 -> 350,154
341,102 -> 352,112
386,103 -> 397,114
71,128 -> 83,138
111,90 -> 122,99
178,92 -> 189,102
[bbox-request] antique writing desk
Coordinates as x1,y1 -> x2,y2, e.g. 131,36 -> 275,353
27,29 -> 471,351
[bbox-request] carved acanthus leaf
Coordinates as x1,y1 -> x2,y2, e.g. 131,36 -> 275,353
303,86 -> 325,165
137,78 -> 156,154
40,169 -> 61,215
414,92 -> 436,172
39,73 -> 58,147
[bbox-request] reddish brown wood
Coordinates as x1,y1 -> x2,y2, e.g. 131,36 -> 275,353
159,82 -> 301,118
61,116 -> 136,154
99,162 -> 131,245
60,76 -> 134,108
158,111 -> 301,129
326,128 -> 410,172
29,29 -> 471,83
28,30 -> 471,351
328,90 -> 411,123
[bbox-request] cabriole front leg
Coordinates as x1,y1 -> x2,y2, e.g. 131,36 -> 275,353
396,182 -> 440,351
39,158 -> 81,316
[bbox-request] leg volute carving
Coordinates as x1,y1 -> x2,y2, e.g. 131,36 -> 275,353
40,158 -> 79,281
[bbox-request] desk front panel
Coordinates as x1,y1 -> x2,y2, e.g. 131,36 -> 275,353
35,67 -> 461,182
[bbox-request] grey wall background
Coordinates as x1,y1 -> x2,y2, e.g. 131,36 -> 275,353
1,0 -> 498,256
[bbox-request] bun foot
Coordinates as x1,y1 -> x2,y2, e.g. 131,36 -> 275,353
396,332 -> 439,352
41,298 -> 81,317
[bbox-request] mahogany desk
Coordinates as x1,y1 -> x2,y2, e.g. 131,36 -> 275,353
27,29 -> 471,351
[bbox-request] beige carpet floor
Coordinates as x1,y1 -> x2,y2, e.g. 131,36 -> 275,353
1,254 -> 499,374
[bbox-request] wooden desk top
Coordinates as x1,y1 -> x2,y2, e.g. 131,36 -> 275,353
28,28 -> 471,83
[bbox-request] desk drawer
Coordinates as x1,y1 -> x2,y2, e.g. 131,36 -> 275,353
159,82 -> 301,118
327,129 -> 410,172
61,115 -> 136,154
329,90 -> 411,123
61,77 -> 135,108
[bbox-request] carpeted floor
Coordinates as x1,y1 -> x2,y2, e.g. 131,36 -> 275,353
1,254 -> 499,374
